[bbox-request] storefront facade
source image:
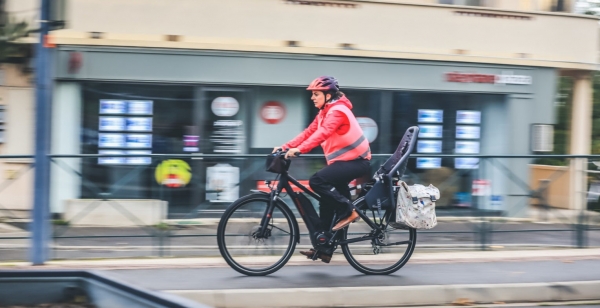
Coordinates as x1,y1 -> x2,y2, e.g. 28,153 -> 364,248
49,46 -> 557,217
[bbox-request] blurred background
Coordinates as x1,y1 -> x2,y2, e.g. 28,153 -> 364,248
0,0 -> 599,273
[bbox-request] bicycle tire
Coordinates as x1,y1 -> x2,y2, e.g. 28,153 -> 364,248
341,199 -> 417,275
217,193 -> 298,276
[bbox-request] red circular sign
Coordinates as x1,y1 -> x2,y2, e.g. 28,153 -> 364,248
260,101 -> 286,124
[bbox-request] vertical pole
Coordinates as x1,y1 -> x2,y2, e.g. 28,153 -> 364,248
159,229 -> 164,257
569,73 -> 592,211
539,179 -> 550,222
575,211 -> 587,248
30,0 -> 52,265
568,72 -> 592,249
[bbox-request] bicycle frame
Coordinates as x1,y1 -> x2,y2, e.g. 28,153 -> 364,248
257,161 -> 388,248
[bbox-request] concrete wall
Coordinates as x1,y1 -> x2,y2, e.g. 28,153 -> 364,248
50,0 -> 598,70
64,199 -> 167,226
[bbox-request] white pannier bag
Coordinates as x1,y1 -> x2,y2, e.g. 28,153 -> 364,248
392,181 -> 439,229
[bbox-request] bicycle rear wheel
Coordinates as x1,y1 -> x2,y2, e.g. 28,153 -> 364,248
341,201 -> 416,275
217,193 -> 298,276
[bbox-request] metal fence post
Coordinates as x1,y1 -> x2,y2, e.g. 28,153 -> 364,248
159,230 -> 164,257
539,179 -> 551,222
479,216 -> 490,251
575,209 -> 587,248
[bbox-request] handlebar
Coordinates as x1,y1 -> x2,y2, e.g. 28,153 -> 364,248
274,149 -> 301,158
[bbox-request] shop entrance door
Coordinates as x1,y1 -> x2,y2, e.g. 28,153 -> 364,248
192,88 -> 250,217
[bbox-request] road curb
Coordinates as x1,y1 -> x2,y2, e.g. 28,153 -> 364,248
2,248 -> 600,269
167,280 -> 600,308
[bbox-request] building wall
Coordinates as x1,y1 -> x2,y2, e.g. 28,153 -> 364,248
51,46 -> 557,215
51,0 -> 598,70
41,0 -> 598,215
0,64 -> 34,217
4,0 -> 38,25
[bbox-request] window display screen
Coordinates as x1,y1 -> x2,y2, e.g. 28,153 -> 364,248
127,100 -> 153,115
98,133 -> 126,148
126,117 -> 153,132
455,157 -> 479,169
98,150 -> 125,165
417,157 -> 441,169
418,125 -> 443,138
456,110 -> 481,124
99,100 -> 127,114
125,150 -> 152,165
126,134 -> 152,148
99,117 -> 126,131
456,126 -> 480,139
418,109 -> 443,123
455,141 -> 480,154
417,140 -> 442,153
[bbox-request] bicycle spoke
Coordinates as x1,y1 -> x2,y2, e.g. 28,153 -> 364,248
269,224 -> 291,235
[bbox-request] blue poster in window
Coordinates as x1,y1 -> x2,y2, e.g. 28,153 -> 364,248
456,110 -> 481,124
418,125 -> 443,138
100,100 -> 127,115
455,141 -> 480,154
127,100 -> 153,115
126,117 -> 152,132
417,140 -> 442,153
455,157 -> 479,169
418,109 -> 443,123
99,117 -> 126,131
456,126 -> 480,139
126,150 -> 152,165
417,157 -> 441,169
98,150 -> 126,165
98,133 -> 126,148
126,134 -> 152,148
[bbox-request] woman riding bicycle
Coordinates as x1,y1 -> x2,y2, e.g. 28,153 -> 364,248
274,76 -> 371,260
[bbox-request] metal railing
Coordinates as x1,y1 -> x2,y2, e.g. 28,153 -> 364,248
0,153 -> 599,261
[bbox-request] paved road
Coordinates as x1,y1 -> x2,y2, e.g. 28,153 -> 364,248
101,259 -> 600,291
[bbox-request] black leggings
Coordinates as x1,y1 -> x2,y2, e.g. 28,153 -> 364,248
309,159 -> 371,230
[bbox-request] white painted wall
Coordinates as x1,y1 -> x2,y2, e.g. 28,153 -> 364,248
5,88 -> 34,155
50,82 -> 82,213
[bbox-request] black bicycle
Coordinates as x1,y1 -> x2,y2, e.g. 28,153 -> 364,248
217,127 -> 419,276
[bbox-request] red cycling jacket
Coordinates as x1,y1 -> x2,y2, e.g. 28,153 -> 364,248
282,95 -> 366,159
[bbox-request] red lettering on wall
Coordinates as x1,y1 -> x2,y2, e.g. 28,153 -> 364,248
446,72 -> 496,84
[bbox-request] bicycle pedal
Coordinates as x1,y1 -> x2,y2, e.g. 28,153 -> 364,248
319,254 -> 332,263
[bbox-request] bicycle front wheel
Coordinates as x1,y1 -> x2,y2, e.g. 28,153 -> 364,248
217,193 -> 298,276
341,206 -> 417,275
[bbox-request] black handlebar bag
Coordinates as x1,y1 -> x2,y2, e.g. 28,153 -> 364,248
265,154 -> 289,173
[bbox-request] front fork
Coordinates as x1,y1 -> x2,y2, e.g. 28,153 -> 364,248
257,190 -> 277,238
